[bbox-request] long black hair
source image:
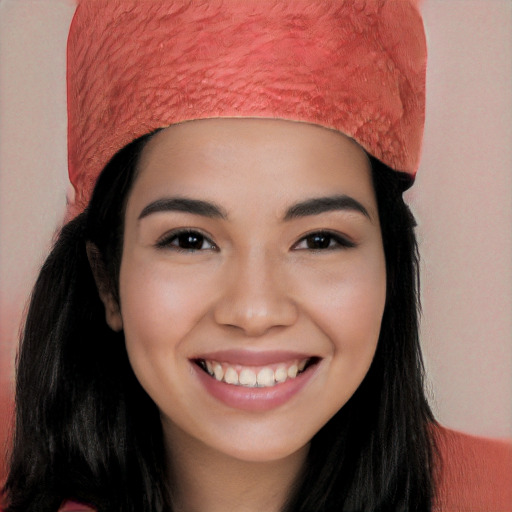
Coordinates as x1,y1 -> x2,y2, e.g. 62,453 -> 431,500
283,158 -> 437,512
3,131 -> 437,511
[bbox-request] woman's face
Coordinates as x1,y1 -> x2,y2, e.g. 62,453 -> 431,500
109,118 -> 386,463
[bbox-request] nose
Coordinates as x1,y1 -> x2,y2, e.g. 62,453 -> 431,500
213,250 -> 299,337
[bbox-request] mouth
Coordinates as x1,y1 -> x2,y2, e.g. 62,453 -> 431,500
193,356 -> 320,388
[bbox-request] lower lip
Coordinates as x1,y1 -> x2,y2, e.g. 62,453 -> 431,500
192,362 -> 318,412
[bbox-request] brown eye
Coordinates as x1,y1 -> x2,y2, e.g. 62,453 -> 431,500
294,231 -> 355,251
156,230 -> 217,252
305,233 -> 332,249
176,232 -> 205,250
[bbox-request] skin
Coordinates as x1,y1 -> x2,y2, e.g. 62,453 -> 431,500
96,118 -> 387,512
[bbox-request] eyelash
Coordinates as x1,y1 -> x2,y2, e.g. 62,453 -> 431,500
156,229 -> 355,253
155,229 -> 218,252
292,231 -> 356,251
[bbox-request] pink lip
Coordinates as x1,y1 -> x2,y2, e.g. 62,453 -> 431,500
192,349 -> 312,366
191,359 -> 319,412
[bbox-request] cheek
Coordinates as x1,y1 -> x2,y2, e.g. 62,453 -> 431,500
117,256 -> 216,368
297,252 -> 386,356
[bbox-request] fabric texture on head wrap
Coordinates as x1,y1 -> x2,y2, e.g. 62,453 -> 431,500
67,0 -> 427,217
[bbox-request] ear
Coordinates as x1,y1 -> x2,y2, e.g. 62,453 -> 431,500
86,242 -> 123,332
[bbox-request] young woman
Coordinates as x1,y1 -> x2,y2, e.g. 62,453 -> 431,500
2,1 -> 511,511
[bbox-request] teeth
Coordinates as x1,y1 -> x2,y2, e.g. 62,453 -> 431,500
239,369 -> 257,387
200,358 -> 312,388
256,367 -> 275,387
287,364 -> 298,379
274,366 -> 288,383
224,367 -> 239,385
213,363 -> 224,381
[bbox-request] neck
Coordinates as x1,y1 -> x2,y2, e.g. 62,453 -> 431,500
164,421 -> 308,512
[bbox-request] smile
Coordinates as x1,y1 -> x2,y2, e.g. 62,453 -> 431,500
191,351 -> 321,411
195,358 -> 315,388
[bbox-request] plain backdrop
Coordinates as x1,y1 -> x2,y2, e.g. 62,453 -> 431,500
1,0 -> 511,479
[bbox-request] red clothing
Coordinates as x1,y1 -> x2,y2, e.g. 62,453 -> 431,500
17,427 -> 512,512
59,504 -> 95,512
433,427 -> 512,511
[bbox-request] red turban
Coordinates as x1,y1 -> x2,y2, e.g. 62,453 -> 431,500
67,0 -> 426,217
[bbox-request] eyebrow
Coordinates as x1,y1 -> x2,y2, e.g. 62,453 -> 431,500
283,195 -> 371,221
138,194 -> 370,222
138,197 -> 228,220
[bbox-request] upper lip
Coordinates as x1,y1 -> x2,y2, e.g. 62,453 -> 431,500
192,349 -> 315,366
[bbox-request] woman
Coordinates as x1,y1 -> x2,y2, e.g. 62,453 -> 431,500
2,1 -> 511,511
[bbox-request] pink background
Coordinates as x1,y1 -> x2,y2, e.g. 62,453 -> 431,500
1,0 -> 511,482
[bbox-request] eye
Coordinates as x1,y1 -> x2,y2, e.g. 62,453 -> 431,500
156,230 -> 217,252
293,231 -> 355,251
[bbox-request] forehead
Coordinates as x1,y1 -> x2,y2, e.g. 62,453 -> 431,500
132,118 -> 375,211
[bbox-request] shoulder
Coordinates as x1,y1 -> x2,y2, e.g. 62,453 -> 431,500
9,427 -> 510,512
433,424 -> 512,512
1,500 -> 96,512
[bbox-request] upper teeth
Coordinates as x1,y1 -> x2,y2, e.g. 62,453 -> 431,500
201,359 -> 309,388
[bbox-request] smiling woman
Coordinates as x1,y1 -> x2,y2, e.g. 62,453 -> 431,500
108,120 -> 386,467
2,1 -> 511,512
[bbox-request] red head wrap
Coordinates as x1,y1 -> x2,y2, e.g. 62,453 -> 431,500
67,0 -> 427,217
